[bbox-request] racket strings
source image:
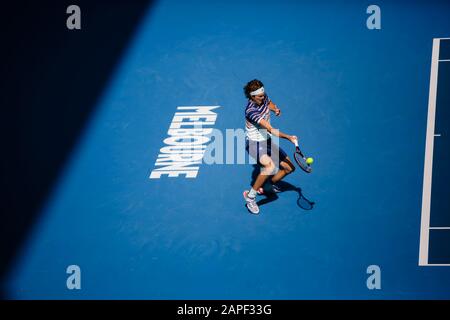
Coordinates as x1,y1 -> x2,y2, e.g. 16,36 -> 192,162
294,150 -> 312,173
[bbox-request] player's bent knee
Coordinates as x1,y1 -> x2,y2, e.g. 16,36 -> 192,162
281,162 -> 295,174
288,164 -> 295,174
262,163 -> 276,175
259,154 -> 271,165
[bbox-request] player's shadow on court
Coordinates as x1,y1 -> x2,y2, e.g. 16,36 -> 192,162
250,165 -> 315,210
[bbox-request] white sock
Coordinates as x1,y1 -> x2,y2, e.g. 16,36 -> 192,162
248,188 -> 257,198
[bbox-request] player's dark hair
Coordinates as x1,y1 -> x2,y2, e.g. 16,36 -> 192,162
243,79 -> 264,99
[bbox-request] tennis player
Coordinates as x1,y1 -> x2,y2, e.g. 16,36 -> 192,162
243,79 -> 298,214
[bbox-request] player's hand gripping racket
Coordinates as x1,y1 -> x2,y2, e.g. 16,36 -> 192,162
292,138 -> 313,173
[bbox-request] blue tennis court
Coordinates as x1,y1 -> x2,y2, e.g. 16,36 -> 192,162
420,38 -> 450,266
2,0 -> 450,299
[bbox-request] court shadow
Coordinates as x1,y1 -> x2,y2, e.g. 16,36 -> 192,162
275,181 -> 316,210
0,0 -> 155,298
249,165 -> 315,210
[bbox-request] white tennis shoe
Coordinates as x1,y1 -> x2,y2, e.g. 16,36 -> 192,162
243,190 -> 260,214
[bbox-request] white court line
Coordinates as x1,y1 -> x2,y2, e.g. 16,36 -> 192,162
429,227 -> 450,230
419,38 -> 440,267
434,134 -> 441,137
439,59 -> 450,62
424,264 -> 450,267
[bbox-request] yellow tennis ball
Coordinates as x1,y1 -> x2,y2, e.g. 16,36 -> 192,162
306,157 -> 314,165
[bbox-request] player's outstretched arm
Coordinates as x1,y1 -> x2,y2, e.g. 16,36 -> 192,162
259,119 -> 296,144
268,101 -> 281,116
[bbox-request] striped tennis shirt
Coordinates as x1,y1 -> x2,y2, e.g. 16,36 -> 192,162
245,94 -> 272,142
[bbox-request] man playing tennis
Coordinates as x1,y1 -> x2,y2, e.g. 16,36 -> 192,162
243,79 -> 298,214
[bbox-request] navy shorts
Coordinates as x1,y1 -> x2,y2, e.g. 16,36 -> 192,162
245,138 -> 288,168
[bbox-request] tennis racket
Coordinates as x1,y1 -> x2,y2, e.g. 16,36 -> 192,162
293,139 -> 312,173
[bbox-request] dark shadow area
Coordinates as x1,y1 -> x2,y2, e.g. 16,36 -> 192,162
276,180 -> 315,210
249,165 -> 315,210
0,0 -> 155,298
